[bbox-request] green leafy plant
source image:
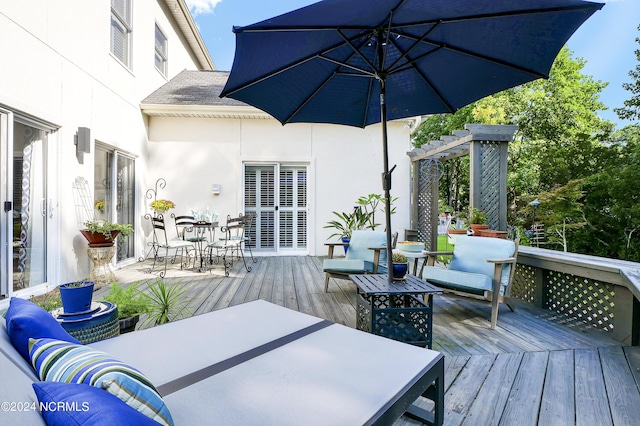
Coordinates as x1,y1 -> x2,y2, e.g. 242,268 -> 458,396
355,193 -> 398,230
101,282 -> 151,319
61,280 -> 93,288
139,279 -> 195,327
29,291 -> 62,312
392,252 -> 408,264
83,220 -> 134,238
150,199 -> 176,213
469,208 -> 487,225
325,193 -> 398,240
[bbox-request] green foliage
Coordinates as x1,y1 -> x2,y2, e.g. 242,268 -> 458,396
139,279 -> 195,327
615,24 -> 640,122
83,220 -> 134,238
61,281 -> 93,288
391,252 -> 408,264
578,127 -> 640,261
469,208 -> 487,225
325,194 -> 396,239
29,292 -> 62,312
101,282 -> 151,319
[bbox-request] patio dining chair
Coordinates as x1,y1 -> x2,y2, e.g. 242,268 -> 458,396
148,215 -> 195,278
322,230 -> 394,292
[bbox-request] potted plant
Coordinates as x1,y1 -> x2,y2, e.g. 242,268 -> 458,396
391,252 -> 409,280
150,199 -> 176,215
81,220 -> 134,247
101,282 -> 151,333
59,280 -> 95,314
324,206 -> 375,254
469,208 -> 488,235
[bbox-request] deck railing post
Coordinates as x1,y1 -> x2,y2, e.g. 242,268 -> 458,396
533,267 -> 546,308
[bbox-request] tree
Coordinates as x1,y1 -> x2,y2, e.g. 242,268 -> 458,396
412,46 -> 613,217
577,125 -> 640,261
615,24 -> 640,122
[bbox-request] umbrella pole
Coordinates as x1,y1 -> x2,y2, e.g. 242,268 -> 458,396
379,78 -> 394,284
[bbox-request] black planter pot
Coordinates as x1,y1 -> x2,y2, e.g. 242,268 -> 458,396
118,315 -> 140,334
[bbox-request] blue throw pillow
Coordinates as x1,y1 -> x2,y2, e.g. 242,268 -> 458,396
30,338 -> 174,426
5,297 -> 81,361
32,382 -> 159,426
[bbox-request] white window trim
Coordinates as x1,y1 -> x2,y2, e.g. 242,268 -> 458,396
154,22 -> 168,77
110,0 -> 133,69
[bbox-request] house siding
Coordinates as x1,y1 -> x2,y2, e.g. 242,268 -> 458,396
0,0 -> 207,297
145,116 -> 413,255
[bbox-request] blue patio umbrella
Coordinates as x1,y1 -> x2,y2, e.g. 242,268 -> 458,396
221,0 -> 603,283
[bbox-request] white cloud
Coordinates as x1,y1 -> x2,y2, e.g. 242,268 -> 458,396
185,0 -> 222,15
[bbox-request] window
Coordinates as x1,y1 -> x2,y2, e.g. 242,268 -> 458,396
155,23 -> 168,76
111,0 -> 132,67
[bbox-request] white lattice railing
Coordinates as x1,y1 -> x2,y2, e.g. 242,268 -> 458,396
512,246 -> 640,345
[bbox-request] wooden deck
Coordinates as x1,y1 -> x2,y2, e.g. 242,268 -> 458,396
110,255 -> 640,426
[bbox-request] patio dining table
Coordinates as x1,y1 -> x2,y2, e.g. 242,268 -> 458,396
182,221 -> 218,272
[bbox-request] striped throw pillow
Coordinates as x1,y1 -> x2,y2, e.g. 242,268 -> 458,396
29,338 -> 174,426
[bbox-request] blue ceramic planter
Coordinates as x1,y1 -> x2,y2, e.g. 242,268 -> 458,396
392,263 -> 408,280
341,237 -> 350,254
59,281 -> 95,314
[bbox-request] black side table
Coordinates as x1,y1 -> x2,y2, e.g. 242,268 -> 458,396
350,274 -> 441,348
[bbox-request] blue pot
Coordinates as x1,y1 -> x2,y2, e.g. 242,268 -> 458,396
392,263 -> 408,280
59,281 -> 95,314
341,237 -> 350,255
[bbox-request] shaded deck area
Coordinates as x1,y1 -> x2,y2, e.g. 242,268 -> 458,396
111,256 -> 640,425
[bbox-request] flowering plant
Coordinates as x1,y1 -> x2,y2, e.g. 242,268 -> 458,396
150,199 -> 176,213
94,199 -> 106,212
469,207 -> 487,225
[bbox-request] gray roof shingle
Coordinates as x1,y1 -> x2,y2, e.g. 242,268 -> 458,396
141,70 -> 245,106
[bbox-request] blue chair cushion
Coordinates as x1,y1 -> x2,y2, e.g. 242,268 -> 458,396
448,236 -> 515,287
4,297 -> 81,362
345,230 -> 388,266
423,267 -> 492,295
323,259 -> 375,274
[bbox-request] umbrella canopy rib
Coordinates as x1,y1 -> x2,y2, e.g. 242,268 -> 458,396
392,32 -> 550,79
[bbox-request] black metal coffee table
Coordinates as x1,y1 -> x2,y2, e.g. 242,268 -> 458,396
350,274 -> 441,349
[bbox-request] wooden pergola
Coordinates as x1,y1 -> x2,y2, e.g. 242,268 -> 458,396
407,124 -> 518,250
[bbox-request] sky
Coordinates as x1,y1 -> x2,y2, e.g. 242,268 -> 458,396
186,0 -> 640,128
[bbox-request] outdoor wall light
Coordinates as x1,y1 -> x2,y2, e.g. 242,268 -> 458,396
75,127 -> 91,154
212,184 -> 221,195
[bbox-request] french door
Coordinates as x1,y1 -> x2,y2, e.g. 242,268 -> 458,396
94,145 -> 135,264
0,108 -> 52,297
244,164 -> 308,253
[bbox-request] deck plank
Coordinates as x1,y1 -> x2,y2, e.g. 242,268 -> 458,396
462,352 -> 523,426
539,350 -> 575,425
443,354 -> 497,426
499,351 -> 549,426
599,346 -> 640,425
575,348 -> 613,426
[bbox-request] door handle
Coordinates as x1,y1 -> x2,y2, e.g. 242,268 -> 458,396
48,199 -> 54,218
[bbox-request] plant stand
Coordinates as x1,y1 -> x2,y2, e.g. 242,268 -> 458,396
87,246 -> 116,289
51,302 -> 120,344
